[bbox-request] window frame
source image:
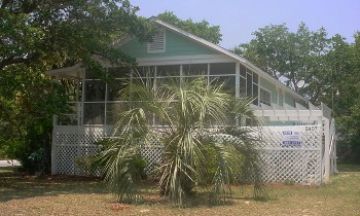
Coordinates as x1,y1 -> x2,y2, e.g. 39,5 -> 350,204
259,87 -> 272,106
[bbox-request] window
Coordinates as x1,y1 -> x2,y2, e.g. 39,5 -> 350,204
147,29 -> 166,53
260,88 -> 272,106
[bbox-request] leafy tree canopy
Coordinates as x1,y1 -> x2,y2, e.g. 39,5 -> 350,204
236,23 -> 360,162
0,0 -> 153,71
157,11 -> 222,44
234,23 -> 342,104
0,0 -> 153,171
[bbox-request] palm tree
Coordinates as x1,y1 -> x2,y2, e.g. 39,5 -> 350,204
99,76 -> 264,207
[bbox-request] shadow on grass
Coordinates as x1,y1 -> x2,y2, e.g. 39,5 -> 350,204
0,168 -> 106,202
337,164 -> 360,172
137,184 -> 270,208
0,168 -> 270,208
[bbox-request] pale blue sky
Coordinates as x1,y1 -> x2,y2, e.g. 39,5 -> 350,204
131,0 -> 360,48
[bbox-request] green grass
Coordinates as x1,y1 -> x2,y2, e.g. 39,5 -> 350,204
0,165 -> 360,215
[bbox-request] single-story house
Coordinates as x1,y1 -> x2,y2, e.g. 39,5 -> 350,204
48,19 -> 337,184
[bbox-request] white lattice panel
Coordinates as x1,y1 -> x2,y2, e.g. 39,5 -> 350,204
52,124 -> 324,184
52,126 -> 105,176
140,145 -> 163,173
257,125 -> 322,184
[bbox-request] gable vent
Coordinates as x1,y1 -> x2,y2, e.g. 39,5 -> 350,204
147,29 -> 166,53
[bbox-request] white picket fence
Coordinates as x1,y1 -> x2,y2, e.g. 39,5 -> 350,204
51,106 -> 336,184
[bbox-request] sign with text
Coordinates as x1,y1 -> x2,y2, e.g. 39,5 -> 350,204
281,129 -> 302,147
277,125 -> 319,147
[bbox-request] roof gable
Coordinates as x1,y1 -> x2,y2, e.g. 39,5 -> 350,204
120,19 -> 308,104
119,26 -> 218,58
152,20 -> 308,103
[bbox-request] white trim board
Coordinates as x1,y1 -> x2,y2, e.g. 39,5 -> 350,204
137,54 -> 235,66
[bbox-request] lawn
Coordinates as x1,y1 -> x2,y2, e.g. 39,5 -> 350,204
0,165 -> 360,216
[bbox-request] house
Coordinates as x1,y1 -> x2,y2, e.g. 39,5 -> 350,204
48,19 -> 337,184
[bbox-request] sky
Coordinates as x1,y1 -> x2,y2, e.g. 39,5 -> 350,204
130,0 -> 360,49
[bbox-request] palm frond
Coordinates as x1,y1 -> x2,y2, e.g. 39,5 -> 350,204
99,75 -> 265,206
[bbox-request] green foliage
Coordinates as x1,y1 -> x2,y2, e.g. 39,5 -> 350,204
99,77 -> 264,207
157,11 -> 222,44
234,23 -> 335,104
0,0 -> 153,70
100,138 -> 146,203
0,66 -> 68,174
236,23 -> 360,163
0,1 -> 152,173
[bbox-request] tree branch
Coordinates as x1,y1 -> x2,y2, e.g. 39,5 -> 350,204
0,54 -> 38,70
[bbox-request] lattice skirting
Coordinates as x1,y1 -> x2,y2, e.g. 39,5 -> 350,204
52,124 -> 324,184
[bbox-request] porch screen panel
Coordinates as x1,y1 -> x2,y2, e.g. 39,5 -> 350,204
157,65 -> 180,76
239,64 -> 259,105
252,72 -> 259,105
83,103 -> 105,124
239,64 -> 247,97
85,80 -> 105,101
182,64 -> 207,76
108,67 -> 131,78
106,102 -> 126,125
83,80 -> 106,124
107,79 -> 128,101
252,83 -> 259,105
137,66 -> 155,78
246,71 -> 253,97
157,65 -> 180,88
182,64 -> 208,83
240,64 -> 247,77
210,63 -> 235,75
240,76 -> 247,97
209,63 -> 236,96
260,88 -> 271,106
210,76 -> 236,95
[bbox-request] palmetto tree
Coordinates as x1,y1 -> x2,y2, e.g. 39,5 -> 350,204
99,76 -> 264,206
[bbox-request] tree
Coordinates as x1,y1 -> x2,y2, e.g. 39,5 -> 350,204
157,11 -> 222,44
0,0 -> 153,71
236,23 -> 360,163
0,0 -> 152,172
99,77 -> 264,207
329,33 -> 360,163
234,23 -> 333,104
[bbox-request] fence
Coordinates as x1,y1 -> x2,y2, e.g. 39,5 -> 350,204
51,107 -> 336,184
